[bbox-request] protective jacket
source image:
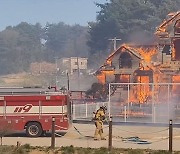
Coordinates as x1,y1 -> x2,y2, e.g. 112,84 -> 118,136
94,108 -> 105,121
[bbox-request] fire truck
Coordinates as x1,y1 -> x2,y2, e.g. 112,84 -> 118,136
0,87 -> 71,137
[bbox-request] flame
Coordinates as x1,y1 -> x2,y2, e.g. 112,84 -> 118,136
129,76 -> 151,104
136,48 -> 157,63
172,76 -> 180,83
172,43 -> 176,60
97,73 -> 106,84
119,74 -> 130,83
172,75 -> 180,94
124,45 -> 157,103
155,11 -> 180,36
97,70 -> 115,84
123,44 -> 157,63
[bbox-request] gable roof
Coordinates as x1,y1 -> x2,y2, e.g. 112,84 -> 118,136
106,44 -> 143,62
156,11 -> 180,34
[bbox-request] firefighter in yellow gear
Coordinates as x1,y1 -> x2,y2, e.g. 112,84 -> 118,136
93,106 -> 107,140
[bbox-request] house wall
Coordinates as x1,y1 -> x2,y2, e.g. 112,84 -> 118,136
59,57 -> 88,75
110,50 -> 141,83
112,51 -> 140,73
158,13 -> 180,62
70,57 -> 88,74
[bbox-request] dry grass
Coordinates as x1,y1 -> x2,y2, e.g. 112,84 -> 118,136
0,145 -> 179,154
0,72 -> 54,87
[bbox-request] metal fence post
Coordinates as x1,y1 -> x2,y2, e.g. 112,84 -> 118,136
124,106 -> 127,122
169,119 -> 173,153
127,84 -> 130,118
167,84 -> 170,120
51,117 -> 55,149
108,116 -> 112,151
73,104 -> 76,120
0,137 -> 2,146
108,83 -> 111,119
152,83 -> 155,123
85,102 -> 88,118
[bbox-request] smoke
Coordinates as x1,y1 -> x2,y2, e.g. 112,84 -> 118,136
57,73 -> 98,91
108,83 -> 179,124
127,30 -> 156,45
154,102 -> 175,123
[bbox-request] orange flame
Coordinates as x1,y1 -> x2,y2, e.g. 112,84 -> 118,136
129,76 -> 151,104
172,76 -> 180,94
97,70 -> 115,84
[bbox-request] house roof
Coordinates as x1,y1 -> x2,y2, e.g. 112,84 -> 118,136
94,44 -> 144,74
106,44 -> 143,62
156,11 -> 180,34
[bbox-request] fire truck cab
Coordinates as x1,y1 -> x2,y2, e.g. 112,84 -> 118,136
0,87 -> 71,137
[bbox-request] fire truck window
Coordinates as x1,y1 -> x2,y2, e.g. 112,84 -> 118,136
119,52 -> 132,68
174,20 -> 180,34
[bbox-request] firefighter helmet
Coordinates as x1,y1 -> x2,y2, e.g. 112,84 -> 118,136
100,105 -> 107,111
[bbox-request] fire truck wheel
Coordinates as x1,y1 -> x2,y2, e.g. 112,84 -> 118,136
26,122 -> 43,137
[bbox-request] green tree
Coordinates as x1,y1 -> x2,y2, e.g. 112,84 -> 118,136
44,23 -> 89,61
0,22 -> 89,75
0,22 -> 43,74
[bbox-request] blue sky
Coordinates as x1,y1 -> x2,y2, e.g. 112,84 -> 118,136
0,0 -> 107,30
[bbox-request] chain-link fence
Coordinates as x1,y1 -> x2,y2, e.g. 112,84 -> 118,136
72,83 -> 180,124
72,100 -> 108,120
108,83 -> 180,124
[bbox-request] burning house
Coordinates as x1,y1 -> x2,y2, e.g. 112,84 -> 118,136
96,11 -> 180,106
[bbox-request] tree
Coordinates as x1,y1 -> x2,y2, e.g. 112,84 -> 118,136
87,0 -> 180,54
44,23 -> 89,61
86,83 -> 108,101
0,22 -> 89,75
0,22 -> 43,74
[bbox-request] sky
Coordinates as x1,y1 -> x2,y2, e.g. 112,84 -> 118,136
0,0 -> 107,31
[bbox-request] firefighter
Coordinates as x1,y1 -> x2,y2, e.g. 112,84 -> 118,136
93,105 -> 107,140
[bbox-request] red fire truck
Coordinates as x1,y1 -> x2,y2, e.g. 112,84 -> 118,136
0,87 -> 71,137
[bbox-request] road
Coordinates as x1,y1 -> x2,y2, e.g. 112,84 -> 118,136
2,123 -> 180,151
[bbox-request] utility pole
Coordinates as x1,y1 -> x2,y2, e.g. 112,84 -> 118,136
108,37 -> 121,51
67,72 -> 70,91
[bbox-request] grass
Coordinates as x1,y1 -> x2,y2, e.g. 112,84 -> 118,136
1,145 -> 180,154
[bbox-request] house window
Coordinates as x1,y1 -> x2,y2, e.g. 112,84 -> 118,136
119,52 -> 132,68
174,20 -> 180,34
75,62 -> 78,65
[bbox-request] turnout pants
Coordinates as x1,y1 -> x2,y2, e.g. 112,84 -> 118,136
94,120 -> 105,140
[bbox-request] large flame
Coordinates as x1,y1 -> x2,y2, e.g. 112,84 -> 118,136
123,44 -> 157,63
97,70 -> 115,84
129,76 -> 152,104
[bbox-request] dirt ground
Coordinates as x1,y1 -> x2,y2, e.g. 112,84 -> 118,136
2,123 -> 180,151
